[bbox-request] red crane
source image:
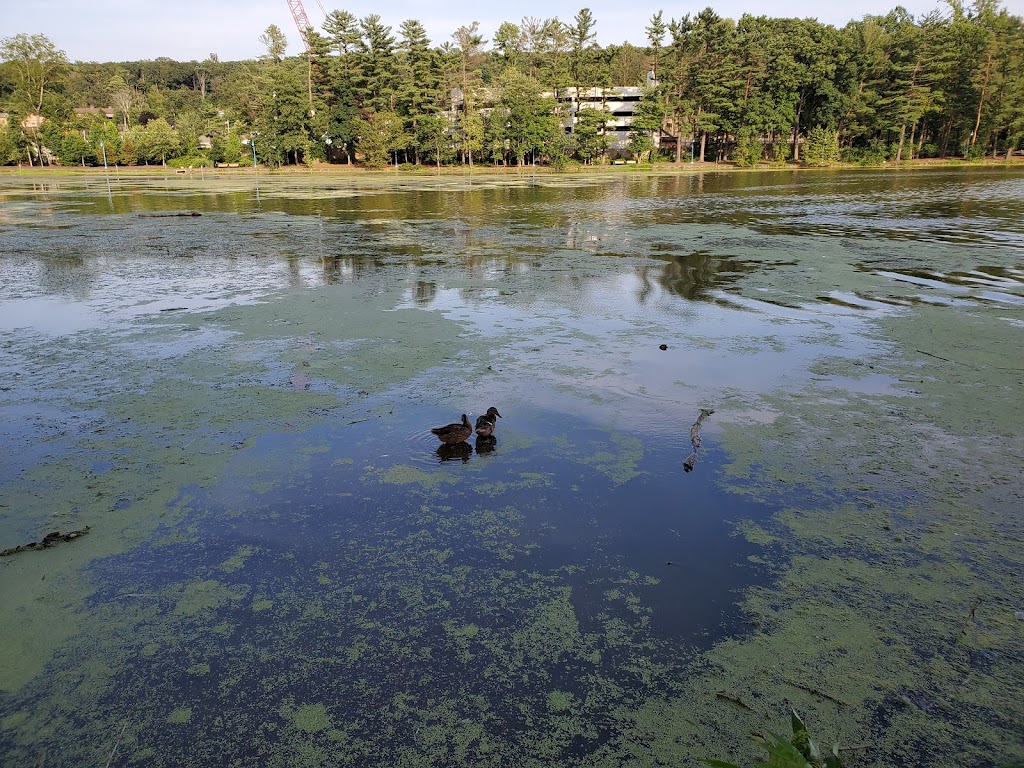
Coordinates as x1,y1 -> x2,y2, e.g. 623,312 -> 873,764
286,0 -> 313,51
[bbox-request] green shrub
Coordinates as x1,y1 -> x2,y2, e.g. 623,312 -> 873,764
840,140 -> 888,166
965,142 -> 987,161
802,126 -> 839,166
734,128 -> 764,167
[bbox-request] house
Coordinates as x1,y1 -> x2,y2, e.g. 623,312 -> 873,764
21,114 -> 46,130
73,106 -> 116,120
0,113 -> 47,130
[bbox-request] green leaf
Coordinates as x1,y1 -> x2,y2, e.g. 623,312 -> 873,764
824,743 -> 845,768
791,709 -> 808,737
759,732 -> 813,768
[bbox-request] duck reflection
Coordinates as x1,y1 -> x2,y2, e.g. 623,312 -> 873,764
475,435 -> 497,454
436,442 -> 472,463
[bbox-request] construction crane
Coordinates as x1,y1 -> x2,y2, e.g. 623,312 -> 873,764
286,0 -> 313,51
286,0 -> 329,118
285,0 -> 328,52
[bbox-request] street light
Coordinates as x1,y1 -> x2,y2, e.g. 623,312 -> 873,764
250,131 -> 258,169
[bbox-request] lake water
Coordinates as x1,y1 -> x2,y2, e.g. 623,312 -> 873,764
1,167 -> 1023,767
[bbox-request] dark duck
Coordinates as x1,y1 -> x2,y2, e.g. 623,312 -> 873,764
431,414 -> 473,444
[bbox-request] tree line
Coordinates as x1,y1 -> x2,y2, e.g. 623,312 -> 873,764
1,0 -> 1022,169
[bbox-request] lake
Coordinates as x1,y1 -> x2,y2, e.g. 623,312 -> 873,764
1,167 -> 1023,767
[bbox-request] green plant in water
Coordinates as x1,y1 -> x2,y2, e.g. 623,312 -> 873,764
703,710 -> 843,768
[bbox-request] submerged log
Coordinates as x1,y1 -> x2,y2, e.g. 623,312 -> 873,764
683,408 -> 715,473
1,527 -> 90,557
137,211 -> 202,218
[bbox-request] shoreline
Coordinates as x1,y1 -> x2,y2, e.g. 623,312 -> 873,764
2,156 -> 1022,180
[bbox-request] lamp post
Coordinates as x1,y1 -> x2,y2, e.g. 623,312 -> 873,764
100,139 -> 111,201
690,139 -> 696,163
250,131 -> 258,169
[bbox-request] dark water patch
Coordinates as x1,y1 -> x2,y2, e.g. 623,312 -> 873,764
0,405 -> 771,766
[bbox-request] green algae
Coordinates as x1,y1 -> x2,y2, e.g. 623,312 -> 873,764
658,244 -> 1024,765
378,463 -> 460,488
287,703 -> 332,733
174,580 -> 250,616
220,545 -> 256,574
0,272 -> 483,694
2,168 -> 1022,768
0,488 -> 675,767
167,707 -> 193,724
547,691 -> 573,712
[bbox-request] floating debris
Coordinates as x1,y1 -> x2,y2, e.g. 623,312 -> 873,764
1,527 -> 91,557
683,408 -> 715,473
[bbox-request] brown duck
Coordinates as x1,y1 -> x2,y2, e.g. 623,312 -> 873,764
431,414 -> 472,444
474,407 -> 502,437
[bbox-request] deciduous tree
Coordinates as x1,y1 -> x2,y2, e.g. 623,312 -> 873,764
260,25 -> 288,64
0,33 -> 68,114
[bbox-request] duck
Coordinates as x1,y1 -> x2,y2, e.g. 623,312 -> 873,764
431,414 -> 472,444
474,407 -> 502,437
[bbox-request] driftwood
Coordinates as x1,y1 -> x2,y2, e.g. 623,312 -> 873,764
137,211 -> 202,218
1,527 -> 90,557
683,408 -> 715,473
782,678 -> 849,707
715,690 -> 755,712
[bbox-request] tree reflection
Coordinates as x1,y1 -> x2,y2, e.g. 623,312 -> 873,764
413,280 -> 437,307
651,250 -> 759,302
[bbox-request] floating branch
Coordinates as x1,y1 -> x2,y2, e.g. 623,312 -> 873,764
104,720 -> 131,768
1,527 -> 90,557
683,408 -> 715,473
137,211 -> 202,218
782,678 -> 849,707
960,596 -> 984,635
716,690 -> 755,712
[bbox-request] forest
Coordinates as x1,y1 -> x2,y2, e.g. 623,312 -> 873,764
1,0 -> 1022,169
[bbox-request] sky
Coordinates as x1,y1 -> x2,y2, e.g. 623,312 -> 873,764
5,0 -> 1024,63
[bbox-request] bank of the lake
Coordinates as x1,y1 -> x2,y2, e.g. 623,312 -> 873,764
2,155 -> 1023,180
